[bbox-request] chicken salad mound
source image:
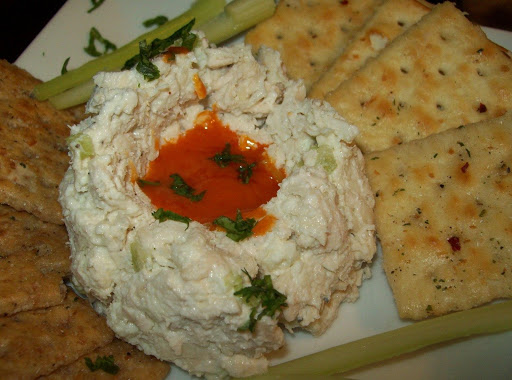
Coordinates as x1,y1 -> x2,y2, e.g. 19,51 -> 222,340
59,34 -> 376,379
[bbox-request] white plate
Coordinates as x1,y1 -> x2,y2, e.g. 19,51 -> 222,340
15,1 -> 512,379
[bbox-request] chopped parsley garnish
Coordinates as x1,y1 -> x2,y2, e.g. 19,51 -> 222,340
143,15 -> 169,28
169,173 -> 206,202
87,0 -> 106,13
122,19 -> 196,81
238,162 -> 256,184
84,27 -> 117,57
84,355 -> 119,374
209,143 -> 246,168
152,208 -> 191,228
210,143 -> 256,184
61,57 -> 70,74
234,269 -> 287,332
137,179 -> 161,187
213,210 -> 257,242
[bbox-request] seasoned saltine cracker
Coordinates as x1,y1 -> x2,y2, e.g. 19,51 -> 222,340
326,2 -> 512,153
245,0 -> 382,90
309,0 -> 432,99
0,204 -> 70,316
0,60 -> 81,225
0,289 -> 114,378
42,339 -> 171,379
365,112 -> 512,320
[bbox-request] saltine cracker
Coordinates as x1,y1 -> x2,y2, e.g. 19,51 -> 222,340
326,2 -> 512,153
245,0 -> 382,90
309,0 -> 432,99
365,112 -> 512,320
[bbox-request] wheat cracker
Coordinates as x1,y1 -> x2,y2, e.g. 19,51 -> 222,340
0,60 -> 81,224
0,289 -> 114,378
42,339 -> 171,380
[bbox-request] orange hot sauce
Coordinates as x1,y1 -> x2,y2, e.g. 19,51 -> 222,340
140,111 -> 284,229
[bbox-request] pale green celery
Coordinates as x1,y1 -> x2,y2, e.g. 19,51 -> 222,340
49,79 -> 95,110
130,240 -> 150,272
66,132 -> 94,159
242,301 -> 512,379
225,0 -> 274,25
316,145 -> 337,174
33,0 -> 225,101
44,0 -> 277,110
198,0 -> 275,44
224,272 -> 244,292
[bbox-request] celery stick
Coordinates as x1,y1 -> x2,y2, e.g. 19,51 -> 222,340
49,79 -> 94,110
199,0 -> 275,44
243,301 -> 512,379
33,0 -> 225,101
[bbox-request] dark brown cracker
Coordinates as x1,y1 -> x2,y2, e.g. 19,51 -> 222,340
0,204 -> 70,273
245,0 -> 382,90
0,60 -> 81,224
0,289 -> 114,378
42,339 -> 171,380
0,204 -> 70,316
365,112 -> 512,320
309,0 -> 432,99
326,2 -> 512,153
0,256 -> 66,317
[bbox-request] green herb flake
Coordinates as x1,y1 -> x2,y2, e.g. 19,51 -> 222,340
84,355 -> 119,374
234,269 -> 287,332
210,143 -> 257,184
209,143 -> 245,168
479,209 -> 487,217
143,15 -> 169,28
213,210 -> 257,242
87,0 -> 106,13
238,162 -> 257,184
152,208 -> 191,228
84,27 -> 117,57
370,156 -> 380,160
170,173 -> 206,202
123,19 -> 196,81
137,179 -> 161,187
61,57 -> 70,74
393,188 -> 405,196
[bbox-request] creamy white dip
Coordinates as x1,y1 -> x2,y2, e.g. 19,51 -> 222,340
59,35 -> 376,379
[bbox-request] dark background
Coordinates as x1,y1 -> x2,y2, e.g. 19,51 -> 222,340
1,0 -> 67,63
1,0 -> 511,64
